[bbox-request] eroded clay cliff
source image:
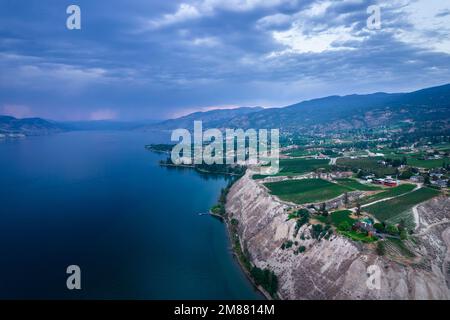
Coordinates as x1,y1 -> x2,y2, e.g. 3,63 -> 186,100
226,172 -> 450,300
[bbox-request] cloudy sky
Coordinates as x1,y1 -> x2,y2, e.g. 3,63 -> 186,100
0,0 -> 449,121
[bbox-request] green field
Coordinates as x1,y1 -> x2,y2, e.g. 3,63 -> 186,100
329,210 -> 355,225
315,209 -> 356,226
335,178 -> 381,191
359,184 -> 416,205
364,187 -> 441,222
264,179 -> 349,204
283,149 -> 316,157
338,230 -> 377,243
254,158 -> 330,179
278,158 -> 330,175
336,157 -> 396,177
407,157 -> 449,169
379,149 -> 449,169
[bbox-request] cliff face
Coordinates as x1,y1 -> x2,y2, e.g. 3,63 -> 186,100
226,172 -> 450,300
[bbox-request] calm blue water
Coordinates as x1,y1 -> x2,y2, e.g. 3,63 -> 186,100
0,131 -> 261,299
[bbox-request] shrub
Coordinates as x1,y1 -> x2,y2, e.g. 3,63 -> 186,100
376,241 -> 386,256
251,267 -> 278,297
386,224 -> 399,236
293,210 -> 310,238
400,229 -> 408,240
281,240 -> 293,250
373,223 -> 385,233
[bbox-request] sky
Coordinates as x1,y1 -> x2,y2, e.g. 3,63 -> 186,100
0,0 -> 450,121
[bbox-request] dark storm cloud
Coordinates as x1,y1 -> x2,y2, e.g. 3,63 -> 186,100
0,0 -> 449,120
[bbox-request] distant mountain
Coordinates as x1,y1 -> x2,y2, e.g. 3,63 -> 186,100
3,83 -> 449,136
227,84 -> 450,132
141,107 -> 263,131
148,83 -> 450,133
0,116 -> 64,136
61,119 -> 158,131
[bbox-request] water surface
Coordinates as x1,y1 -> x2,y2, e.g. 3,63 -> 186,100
0,131 -> 261,299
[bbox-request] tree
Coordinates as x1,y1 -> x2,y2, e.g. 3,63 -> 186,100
398,219 -> 406,231
399,170 -> 412,180
251,267 -> 278,297
356,202 -> 362,216
386,224 -> 399,236
343,192 -> 349,206
373,223 -> 385,233
401,156 -> 407,165
400,229 -> 408,240
376,241 -> 386,256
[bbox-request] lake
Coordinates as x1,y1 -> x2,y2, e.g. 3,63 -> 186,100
0,131 -> 262,299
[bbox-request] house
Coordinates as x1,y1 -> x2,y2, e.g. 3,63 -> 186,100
430,172 -> 443,179
373,178 -> 385,185
353,219 -> 376,235
431,179 -> 448,188
332,171 -> 353,179
384,180 -> 398,187
383,177 -> 398,187
315,153 -> 330,160
410,175 -> 424,183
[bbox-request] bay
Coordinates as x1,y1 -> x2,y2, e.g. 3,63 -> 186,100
0,131 -> 262,299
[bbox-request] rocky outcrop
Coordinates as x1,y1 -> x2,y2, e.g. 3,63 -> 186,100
226,172 -> 450,300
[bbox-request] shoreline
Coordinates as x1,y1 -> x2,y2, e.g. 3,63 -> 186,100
219,175 -> 274,301
223,214 -> 273,300
160,162 -> 243,176
150,147 -> 273,299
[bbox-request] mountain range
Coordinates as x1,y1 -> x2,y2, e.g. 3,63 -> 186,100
147,107 -> 264,130
2,83 -> 450,136
0,116 -> 64,136
142,83 -> 450,133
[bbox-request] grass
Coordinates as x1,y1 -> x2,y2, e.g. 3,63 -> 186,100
407,157 -> 450,169
338,230 -> 377,243
336,157 -> 397,177
364,187 -> 441,222
359,184 -> 416,205
283,149 -> 316,157
380,149 -> 449,169
316,210 -> 376,243
253,158 -> 330,178
317,210 -> 356,226
265,179 -> 350,204
330,210 -> 356,226
278,158 -> 330,176
335,178 -> 382,191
